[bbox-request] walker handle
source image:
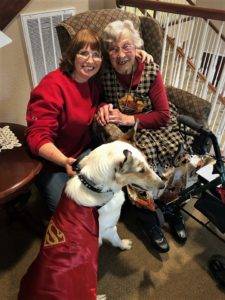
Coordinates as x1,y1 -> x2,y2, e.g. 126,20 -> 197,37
177,115 -> 204,132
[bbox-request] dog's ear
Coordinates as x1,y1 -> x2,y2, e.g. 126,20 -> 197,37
119,119 -> 139,143
117,149 -> 133,173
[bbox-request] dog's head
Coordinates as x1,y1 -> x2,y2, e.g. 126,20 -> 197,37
79,140 -> 165,193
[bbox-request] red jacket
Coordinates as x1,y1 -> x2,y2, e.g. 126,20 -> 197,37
26,69 -> 101,157
18,193 -> 99,300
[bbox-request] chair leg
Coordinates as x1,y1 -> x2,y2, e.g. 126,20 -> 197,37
5,192 -> 31,223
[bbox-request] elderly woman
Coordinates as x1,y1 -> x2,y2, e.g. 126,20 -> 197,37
96,20 -> 190,253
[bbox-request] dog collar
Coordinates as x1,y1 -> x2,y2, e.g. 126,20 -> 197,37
78,173 -> 113,194
72,149 -> 91,173
72,150 -> 114,194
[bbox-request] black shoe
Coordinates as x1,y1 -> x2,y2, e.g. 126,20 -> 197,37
164,205 -> 187,244
139,221 -> 170,253
208,255 -> 225,290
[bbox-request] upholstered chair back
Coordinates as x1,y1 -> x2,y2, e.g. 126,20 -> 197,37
56,8 -> 163,65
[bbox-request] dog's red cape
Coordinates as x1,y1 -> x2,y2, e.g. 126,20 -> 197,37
18,193 -> 99,300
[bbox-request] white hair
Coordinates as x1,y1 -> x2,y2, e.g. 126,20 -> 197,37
102,20 -> 143,48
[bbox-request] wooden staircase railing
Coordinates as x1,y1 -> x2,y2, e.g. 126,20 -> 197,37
117,0 -> 225,20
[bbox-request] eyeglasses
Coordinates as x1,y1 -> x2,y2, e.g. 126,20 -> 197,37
77,50 -> 102,61
108,43 -> 135,56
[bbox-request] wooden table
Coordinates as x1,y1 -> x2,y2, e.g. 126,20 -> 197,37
0,123 -> 43,205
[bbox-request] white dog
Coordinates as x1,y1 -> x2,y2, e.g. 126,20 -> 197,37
19,140 -> 164,300
66,140 -> 165,250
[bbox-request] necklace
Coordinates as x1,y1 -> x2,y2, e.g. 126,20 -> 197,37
124,65 -> 135,107
111,63 -> 152,115
114,65 -> 136,115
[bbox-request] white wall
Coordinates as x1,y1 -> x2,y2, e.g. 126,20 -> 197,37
197,0 -> 225,10
0,0 -> 89,125
89,0 -> 104,10
89,0 -> 116,9
103,0 -> 116,9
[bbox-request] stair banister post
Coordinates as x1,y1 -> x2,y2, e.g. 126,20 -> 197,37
160,13 -> 171,73
190,19 -> 209,94
208,64 -> 225,125
179,17 -> 195,89
168,14 -> 182,85
202,22 -> 224,100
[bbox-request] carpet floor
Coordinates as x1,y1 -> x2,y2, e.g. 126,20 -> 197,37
0,192 -> 225,300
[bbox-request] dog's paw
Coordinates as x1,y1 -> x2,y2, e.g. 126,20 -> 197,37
97,294 -> 107,300
120,239 -> 132,250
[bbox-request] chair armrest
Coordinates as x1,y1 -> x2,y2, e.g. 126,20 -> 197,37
166,86 -> 211,126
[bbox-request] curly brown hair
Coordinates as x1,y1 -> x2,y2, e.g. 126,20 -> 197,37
60,28 -> 103,77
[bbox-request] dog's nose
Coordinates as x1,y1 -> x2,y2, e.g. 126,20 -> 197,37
158,181 -> 165,189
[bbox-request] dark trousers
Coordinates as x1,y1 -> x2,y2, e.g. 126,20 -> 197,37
134,206 -> 160,228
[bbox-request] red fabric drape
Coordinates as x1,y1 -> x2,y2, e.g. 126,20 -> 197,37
18,193 -> 99,300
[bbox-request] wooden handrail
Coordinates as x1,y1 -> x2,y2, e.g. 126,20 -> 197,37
185,0 -> 196,6
116,0 -> 225,21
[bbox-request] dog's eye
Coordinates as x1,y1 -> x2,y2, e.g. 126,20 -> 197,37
139,168 -> 145,173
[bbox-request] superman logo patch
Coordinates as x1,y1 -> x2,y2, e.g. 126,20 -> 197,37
44,220 -> 66,247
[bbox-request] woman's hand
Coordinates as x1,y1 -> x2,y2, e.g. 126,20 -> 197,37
96,103 -> 113,126
136,49 -> 153,64
96,104 -> 135,126
64,157 -> 76,177
108,109 -> 135,126
38,143 -> 76,176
